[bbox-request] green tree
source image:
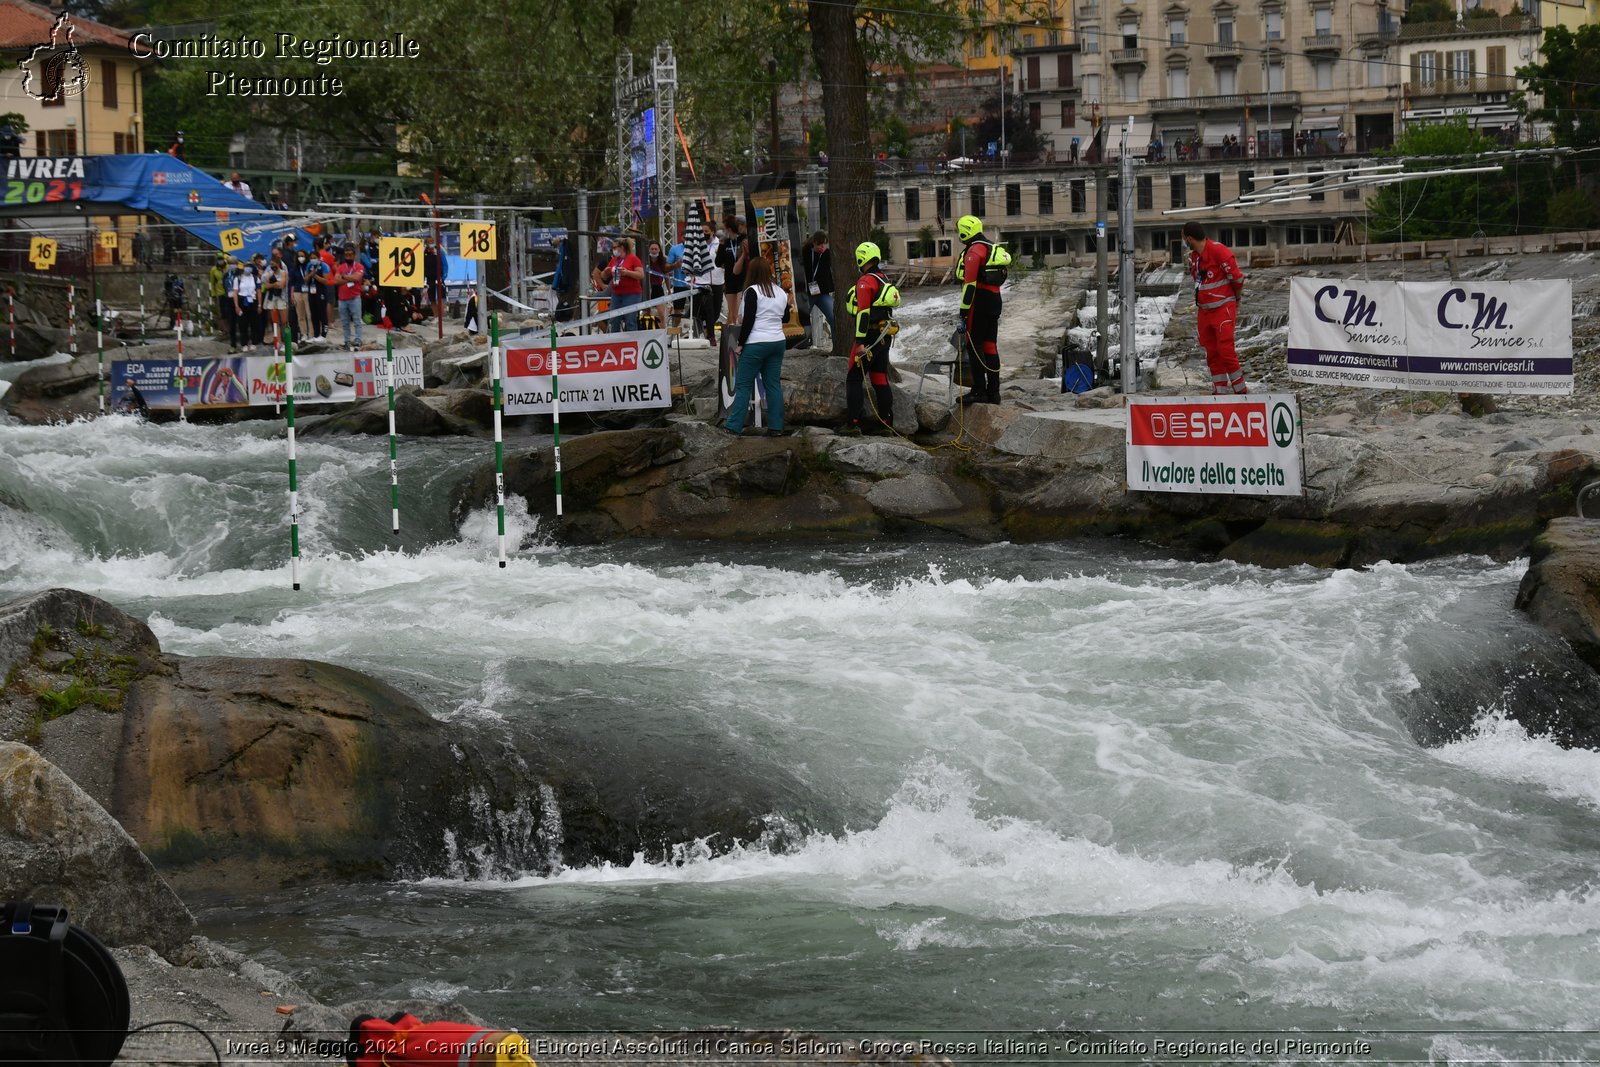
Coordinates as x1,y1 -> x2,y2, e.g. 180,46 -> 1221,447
1365,118 -> 1520,240
882,115 -> 913,158
1518,24 -> 1600,152
1546,184 -> 1600,230
1402,0 -> 1453,22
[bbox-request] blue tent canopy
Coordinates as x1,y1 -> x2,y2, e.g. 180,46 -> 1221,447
1,154 -> 312,259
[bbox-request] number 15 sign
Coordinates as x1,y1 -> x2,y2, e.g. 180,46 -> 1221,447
378,236 -> 424,287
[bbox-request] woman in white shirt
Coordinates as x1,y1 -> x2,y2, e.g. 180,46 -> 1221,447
722,255 -> 794,436
229,260 -> 260,353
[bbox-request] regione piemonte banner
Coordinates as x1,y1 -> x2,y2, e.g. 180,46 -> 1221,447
503,330 -> 672,415
1287,277 -> 1572,395
1127,394 -> 1304,497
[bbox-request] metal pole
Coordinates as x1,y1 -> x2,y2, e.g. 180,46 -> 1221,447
577,189 -> 591,334
475,194 -> 488,334
1095,170 -> 1109,376
550,322 -> 563,518
490,313 -> 506,567
95,284 -> 104,414
284,328 -> 301,590
386,332 -> 399,536
175,309 -> 186,423
433,168 -> 443,341
1119,124 -> 1138,395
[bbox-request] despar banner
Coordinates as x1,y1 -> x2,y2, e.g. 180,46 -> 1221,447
1287,278 -> 1409,388
111,357 -> 249,411
1404,280 -> 1573,395
503,330 -> 672,415
1126,394 -> 1304,497
245,350 -> 424,404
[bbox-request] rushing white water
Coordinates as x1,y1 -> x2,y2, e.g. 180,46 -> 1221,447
6,414 -> 1600,1055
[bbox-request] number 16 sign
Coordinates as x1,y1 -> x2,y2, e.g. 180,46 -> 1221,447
378,236 -> 424,287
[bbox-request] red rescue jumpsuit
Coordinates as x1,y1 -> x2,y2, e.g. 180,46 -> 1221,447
1189,238 -> 1247,395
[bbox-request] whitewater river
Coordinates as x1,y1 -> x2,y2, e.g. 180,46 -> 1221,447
4,413 -> 1600,1062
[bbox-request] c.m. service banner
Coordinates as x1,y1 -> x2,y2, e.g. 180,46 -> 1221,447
1127,394 -> 1303,497
503,330 -> 671,415
1288,277 -> 1572,395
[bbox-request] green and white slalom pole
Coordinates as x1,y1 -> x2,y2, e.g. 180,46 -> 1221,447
95,283 -> 104,414
489,313 -> 506,567
385,332 -> 399,536
551,322 -> 563,519
138,274 -> 146,344
6,285 -> 14,360
175,309 -> 186,424
285,327 -> 302,590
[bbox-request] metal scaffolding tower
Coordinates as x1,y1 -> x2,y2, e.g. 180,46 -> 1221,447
653,42 -> 678,249
613,41 -> 678,241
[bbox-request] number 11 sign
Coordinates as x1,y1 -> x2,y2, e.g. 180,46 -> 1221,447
378,236 -> 424,287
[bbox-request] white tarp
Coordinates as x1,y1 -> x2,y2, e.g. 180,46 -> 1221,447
1126,393 -> 1304,496
1288,277 -> 1572,394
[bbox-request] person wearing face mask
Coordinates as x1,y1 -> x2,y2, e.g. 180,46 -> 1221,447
261,248 -> 288,349
288,246 -> 314,342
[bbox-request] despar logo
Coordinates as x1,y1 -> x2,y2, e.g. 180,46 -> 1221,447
1129,402 -> 1270,447
1437,287 -> 1512,331
20,13 -> 89,103
1312,284 -> 1382,328
511,340 -> 640,376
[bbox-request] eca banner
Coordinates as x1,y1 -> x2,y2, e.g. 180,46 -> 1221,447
1288,278 -> 1572,395
1127,394 -> 1303,497
503,331 -> 671,415
112,350 -> 423,409
111,357 -> 251,411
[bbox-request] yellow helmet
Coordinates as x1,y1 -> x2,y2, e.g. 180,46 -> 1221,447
855,241 -> 882,269
958,215 -> 984,242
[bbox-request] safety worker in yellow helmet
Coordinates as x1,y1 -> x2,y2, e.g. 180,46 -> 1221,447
955,214 -> 1010,405
844,241 -> 901,434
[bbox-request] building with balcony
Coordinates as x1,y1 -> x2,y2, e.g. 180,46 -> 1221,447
1070,0 -> 1403,159
1396,13 -> 1541,139
1014,42 -> 1088,160
964,0 -> 1073,73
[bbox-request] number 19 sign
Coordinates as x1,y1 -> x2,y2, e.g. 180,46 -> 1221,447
378,236 -> 424,287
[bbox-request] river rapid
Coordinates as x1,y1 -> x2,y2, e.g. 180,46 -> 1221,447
3,412 -> 1599,1062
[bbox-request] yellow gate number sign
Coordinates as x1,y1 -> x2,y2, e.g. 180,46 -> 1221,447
219,228 -> 245,253
29,237 -> 57,270
461,222 -> 496,260
378,236 -> 425,287
99,231 -> 119,251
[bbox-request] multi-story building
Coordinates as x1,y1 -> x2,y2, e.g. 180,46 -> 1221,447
1048,0 -> 1406,158
1397,12 -> 1541,140
0,0 -> 152,158
963,0 -> 1075,72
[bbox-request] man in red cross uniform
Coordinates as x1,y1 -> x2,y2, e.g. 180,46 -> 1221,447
1182,220 -> 1247,395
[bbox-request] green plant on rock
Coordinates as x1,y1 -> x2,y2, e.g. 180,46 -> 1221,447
36,680 -> 87,720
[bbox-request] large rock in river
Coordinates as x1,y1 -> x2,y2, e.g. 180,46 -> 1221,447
1517,517 -> 1600,672
0,589 -> 842,888
0,742 -> 197,959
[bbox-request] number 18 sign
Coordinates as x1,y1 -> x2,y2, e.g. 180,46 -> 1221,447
461,222 -> 496,260
378,236 -> 424,287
